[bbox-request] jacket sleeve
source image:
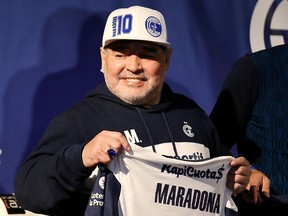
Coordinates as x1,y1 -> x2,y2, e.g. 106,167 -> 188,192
210,54 -> 259,151
14,114 -> 94,215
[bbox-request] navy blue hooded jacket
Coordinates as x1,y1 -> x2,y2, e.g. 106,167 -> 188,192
14,83 -> 226,215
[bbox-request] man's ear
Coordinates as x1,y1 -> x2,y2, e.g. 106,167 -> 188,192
165,48 -> 172,69
100,47 -> 106,73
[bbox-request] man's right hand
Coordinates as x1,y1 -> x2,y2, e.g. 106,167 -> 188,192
82,130 -> 130,168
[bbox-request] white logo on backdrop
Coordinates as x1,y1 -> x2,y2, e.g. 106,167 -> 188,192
250,0 -> 288,52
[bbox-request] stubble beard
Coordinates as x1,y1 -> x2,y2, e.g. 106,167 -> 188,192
109,82 -> 162,107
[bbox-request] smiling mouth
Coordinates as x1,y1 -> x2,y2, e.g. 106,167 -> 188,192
120,75 -> 148,81
121,77 -> 147,87
125,78 -> 146,82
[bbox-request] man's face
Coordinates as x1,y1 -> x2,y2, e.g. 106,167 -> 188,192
100,40 -> 172,107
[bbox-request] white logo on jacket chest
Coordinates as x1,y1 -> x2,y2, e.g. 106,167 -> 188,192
124,129 -> 141,145
183,122 -> 194,137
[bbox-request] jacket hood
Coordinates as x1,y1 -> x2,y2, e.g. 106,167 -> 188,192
85,82 -> 175,112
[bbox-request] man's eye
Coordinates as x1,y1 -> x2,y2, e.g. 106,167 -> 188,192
114,53 -> 126,58
139,54 -> 155,59
115,54 -> 124,57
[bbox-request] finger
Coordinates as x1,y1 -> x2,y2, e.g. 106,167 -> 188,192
227,173 -> 245,193
246,182 -> 251,190
227,170 -> 250,194
227,182 -> 246,194
230,157 -> 250,167
97,149 -> 114,165
228,166 -> 250,184
105,131 -> 130,151
117,136 -> 130,151
261,177 -> 271,198
250,186 -> 261,204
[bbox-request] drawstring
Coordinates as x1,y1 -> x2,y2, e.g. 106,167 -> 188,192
136,108 -> 156,152
136,108 -> 179,157
161,112 -> 179,157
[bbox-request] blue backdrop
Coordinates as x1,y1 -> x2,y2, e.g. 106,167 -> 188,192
0,0 -> 287,193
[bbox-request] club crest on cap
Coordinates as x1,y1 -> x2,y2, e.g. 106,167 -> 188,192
145,16 -> 162,38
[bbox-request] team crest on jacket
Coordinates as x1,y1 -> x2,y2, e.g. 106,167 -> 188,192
183,122 -> 194,137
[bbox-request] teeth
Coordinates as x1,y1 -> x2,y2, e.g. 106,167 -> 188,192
126,78 -> 141,81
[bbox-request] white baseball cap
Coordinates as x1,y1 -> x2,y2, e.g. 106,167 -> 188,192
102,5 -> 170,48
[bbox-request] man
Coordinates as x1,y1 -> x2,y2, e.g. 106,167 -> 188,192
14,6 -> 250,215
210,44 -> 288,215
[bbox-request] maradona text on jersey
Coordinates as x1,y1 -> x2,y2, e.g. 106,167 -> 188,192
155,183 -> 221,214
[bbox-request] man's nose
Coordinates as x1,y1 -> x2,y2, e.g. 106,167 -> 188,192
126,55 -> 142,73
